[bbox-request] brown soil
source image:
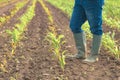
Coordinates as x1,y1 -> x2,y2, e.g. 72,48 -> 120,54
0,1 -> 120,80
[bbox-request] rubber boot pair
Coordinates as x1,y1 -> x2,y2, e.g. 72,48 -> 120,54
73,32 -> 102,62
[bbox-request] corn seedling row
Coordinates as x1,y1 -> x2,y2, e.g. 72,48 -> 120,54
102,32 -> 120,59
6,0 -> 36,55
0,0 -> 36,73
39,0 -> 66,71
0,0 -> 28,73
47,0 -> 120,59
0,0 -> 28,27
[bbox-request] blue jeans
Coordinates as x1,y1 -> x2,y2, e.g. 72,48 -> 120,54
70,0 -> 104,35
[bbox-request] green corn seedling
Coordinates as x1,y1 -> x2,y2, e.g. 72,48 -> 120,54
6,28 -> 21,54
46,30 -> 66,71
102,32 -> 120,59
39,0 -> 67,70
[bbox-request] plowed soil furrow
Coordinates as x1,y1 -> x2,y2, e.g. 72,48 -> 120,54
16,1 -> 50,80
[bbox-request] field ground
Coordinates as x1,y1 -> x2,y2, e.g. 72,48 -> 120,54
0,0 -> 120,80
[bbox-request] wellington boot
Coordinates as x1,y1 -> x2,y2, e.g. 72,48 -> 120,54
84,34 -> 102,62
68,32 -> 87,59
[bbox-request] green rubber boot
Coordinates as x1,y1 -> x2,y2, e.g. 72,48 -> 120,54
70,32 -> 87,59
84,34 -> 102,62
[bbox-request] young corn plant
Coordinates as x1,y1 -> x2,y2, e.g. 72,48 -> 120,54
102,32 -> 120,59
40,0 -> 67,71
6,28 -> 21,55
46,27 -> 66,71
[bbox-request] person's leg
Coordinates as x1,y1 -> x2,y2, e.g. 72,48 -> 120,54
70,0 -> 87,33
83,0 -> 104,62
69,0 -> 87,58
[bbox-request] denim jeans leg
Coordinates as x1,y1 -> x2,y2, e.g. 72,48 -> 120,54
70,0 -> 87,33
84,0 -> 103,35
